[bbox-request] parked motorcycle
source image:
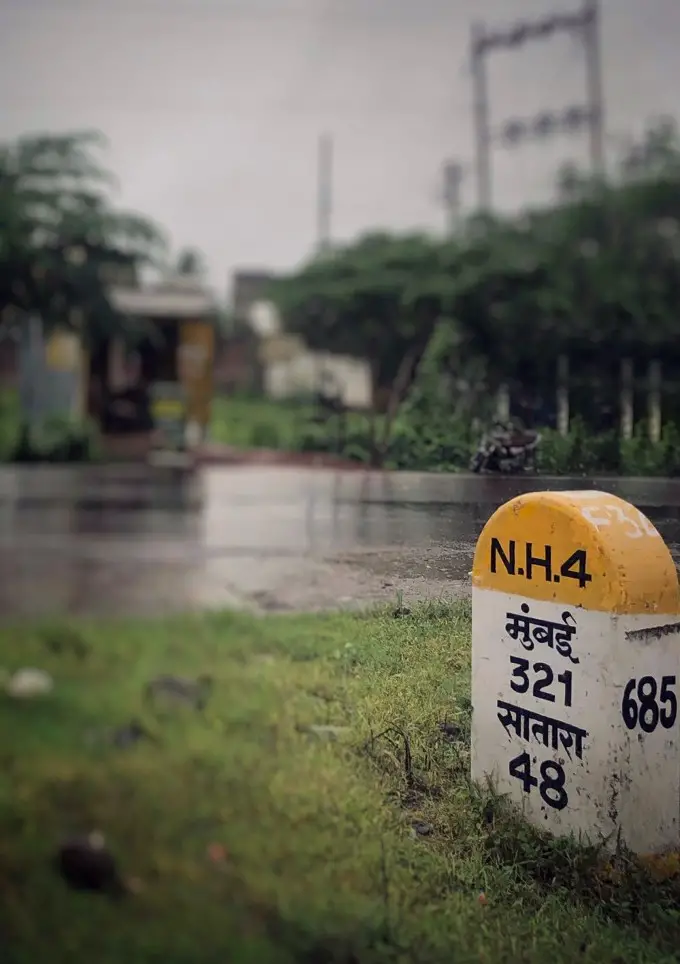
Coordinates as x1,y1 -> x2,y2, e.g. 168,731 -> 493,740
470,421 -> 541,474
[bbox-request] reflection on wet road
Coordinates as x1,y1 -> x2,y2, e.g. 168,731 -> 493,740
2,466 -> 679,619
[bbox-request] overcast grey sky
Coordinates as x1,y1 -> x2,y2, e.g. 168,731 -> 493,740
1,0 -> 679,294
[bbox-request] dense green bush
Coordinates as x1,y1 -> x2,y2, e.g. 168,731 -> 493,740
9,416 -> 99,463
537,419 -> 620,475
271,119 -> 680,418
297,414 -> 372,462
0,389 -> 99,463
383,416 -> 475,471
297,410 -> 476,471
0,389 -> 20,460
298,408 -> 680,477
210,394 -> 680,477
210,394 -> 313,451
619,423 -> 680,476
537,420 -> 680,476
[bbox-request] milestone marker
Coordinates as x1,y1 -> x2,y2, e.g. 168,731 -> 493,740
471,490 -> 680,855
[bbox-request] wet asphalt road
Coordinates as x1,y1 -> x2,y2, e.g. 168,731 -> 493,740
2,465 -> 680,619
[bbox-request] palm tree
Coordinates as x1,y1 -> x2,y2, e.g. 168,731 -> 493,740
0,129 -> 167,346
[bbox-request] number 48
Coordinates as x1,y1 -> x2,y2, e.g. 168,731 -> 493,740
508,752 -> 568,811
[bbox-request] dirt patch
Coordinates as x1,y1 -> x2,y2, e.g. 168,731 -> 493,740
333,546 -> 473,582
239,550 -> 472,615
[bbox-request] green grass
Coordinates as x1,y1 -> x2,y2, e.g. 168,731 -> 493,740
208,394 -> 376,462
1,602 -> 679,964
209,395 -> 314,450
0,387 -> 20,459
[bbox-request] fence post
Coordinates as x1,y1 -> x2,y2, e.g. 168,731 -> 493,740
620,358 -> 634,440
647,360 -> 661,444
556,355 -> 569,436
496,383 -> 510,421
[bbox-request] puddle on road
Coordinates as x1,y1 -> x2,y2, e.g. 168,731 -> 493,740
1,467 -> 678,619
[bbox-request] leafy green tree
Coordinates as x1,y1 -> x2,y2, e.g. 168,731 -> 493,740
0,129 -> 167,346
271,232 -> 459,396
271,232 -> 469,463
450,117 -> 680,391
271,117 -> 680,440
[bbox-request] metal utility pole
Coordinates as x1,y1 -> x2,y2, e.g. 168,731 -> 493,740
582,0 -> 605,175
442,160 -> 465,236
470,0 -> 605,210
470,22 -> 492,212
316,133 -> 333,254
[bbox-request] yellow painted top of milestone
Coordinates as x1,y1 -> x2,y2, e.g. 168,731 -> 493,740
472,490 -> 679,614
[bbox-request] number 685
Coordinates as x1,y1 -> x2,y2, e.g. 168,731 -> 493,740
621,675 -> 677,733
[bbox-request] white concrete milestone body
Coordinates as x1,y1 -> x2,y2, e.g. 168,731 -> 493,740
471,490 -> 680,855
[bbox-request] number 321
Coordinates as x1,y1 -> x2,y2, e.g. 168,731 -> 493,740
510,656 -> 573,706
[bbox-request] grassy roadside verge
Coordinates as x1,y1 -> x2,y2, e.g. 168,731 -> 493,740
209,395 -> 315,451
1,602 -> 679,964
0,388 -> 20,460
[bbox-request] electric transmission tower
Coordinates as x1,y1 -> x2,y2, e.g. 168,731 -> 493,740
470,0 -> 604,210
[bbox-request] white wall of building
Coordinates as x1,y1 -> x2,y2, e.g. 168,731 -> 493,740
264,350 -> 372,409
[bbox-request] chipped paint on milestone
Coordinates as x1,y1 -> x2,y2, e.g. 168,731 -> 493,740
472,490 -> 680,614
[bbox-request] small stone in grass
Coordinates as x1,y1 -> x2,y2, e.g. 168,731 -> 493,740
5,668 -> 54,698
